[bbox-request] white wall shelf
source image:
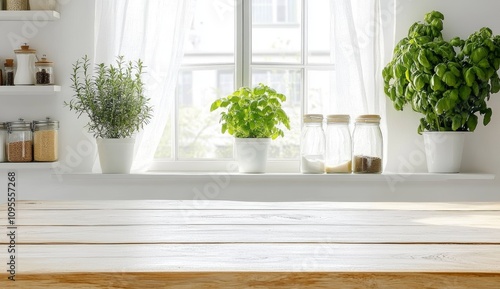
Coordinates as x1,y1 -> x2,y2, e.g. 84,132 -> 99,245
0,162 -> 59,170
0,10 -> 60,21
0,85 -> 61,96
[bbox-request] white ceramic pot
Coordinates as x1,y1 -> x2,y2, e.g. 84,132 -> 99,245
29,0 -> 57,10
423,131 -> 467,173
234,138 -> 271,173
96,138 -> 135,174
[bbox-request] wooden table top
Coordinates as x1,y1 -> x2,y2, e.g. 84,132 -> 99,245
1,200 -> 500,288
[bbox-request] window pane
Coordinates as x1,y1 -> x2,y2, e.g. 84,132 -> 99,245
178,69 -> 235,159
252,0 -> 301,64
251,68 -> 301,159
183,0 -> 235,65
306,70 -> 336,115
154,120 -> 172,159
307,0 -> 333,64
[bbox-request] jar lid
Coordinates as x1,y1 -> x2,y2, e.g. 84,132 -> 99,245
33,117 -> 59,128
35,55 -> 53,66
4,59 -> 14,67
327,114 -> 350,123
355,114 -> 381,123
0,122 -> 7,130
7,119 -> 32,131
14,44 -> 36,54
303,114 -> 323,123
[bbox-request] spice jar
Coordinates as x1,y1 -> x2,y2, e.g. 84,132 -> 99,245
325,115 -> 352,173
7,119 -> 33,162
33,118 -> 59,162
7,0 -> 28,10
14,44 -> 36,85
352,114 -> 383,174
300,114 -> 325,174
4,59 -> 15,86
0,123 -> 7,163
35,55 -> 54,85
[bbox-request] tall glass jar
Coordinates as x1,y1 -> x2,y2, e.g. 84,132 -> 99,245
35,56 -> 54,85
33,118 -> 59,162
300,114 -> 325,174
4,59 -> 15,86
325,115 -> 352,173
14,44 -> 36,85
7,119 -> 33,162
352,114 -> 383,174
0,123 -> 7,162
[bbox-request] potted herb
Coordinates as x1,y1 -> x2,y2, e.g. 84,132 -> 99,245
67,55 -> 153,173
383,11 -> 500,172
210,83 -> 290,173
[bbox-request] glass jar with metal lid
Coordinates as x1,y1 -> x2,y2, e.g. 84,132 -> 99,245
35,55 -> 54,85
300,114 -> 325,174
33,118 -> 59,162
352,114 -> 383,174
7,119 -> 33,162
325,115 -> 352,173
0,123 -> 7,162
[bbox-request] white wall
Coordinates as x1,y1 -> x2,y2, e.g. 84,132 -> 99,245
0,0 -> 499,203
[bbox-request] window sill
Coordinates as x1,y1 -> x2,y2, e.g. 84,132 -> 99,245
54,172 -> 495,182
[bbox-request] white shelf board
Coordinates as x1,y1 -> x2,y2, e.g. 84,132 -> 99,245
0,85 -> 61,96
0,10 -> 60,21
0,162 -> 59,170
57,172 -> 495,182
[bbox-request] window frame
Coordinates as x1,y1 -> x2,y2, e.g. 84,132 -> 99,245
151,0 -> 336,172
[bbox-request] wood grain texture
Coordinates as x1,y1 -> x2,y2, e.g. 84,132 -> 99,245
1,200 -> 500,288
1,272 -> 500,289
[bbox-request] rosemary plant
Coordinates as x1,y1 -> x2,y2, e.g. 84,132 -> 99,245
67,55 -> 153,139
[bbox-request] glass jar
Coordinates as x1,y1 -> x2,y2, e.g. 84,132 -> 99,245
7,0 -> 28,10
35,56 -> 54,85
33,118 -> 59,162
4,59 -> 15,86
300,114 -> 325,174
7,119 -> 33,162
0,123 -> 7,162
325,115 -> 352,173
352,114 -> 383,174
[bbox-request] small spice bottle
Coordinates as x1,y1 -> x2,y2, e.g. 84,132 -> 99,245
0,123 -> 7,163
35,55 -> 54,85
352,115 -> 383,174
4,59 -> 15,86
325,115 -> 352,173
7,119 -> 33,162
33,118 -> 59,162
300,114 -> 325,174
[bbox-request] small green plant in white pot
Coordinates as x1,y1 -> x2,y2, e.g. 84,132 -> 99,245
67,55 -> 153,173
210,83 -> 290,173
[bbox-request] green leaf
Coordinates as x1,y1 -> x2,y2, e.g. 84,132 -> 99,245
465,68 -> 476,87
484,108 -> 493,126
442,71 -> 457,87
430,74 -> 443,91
452,115 -> 462,131
467,114 -> 478,131
434,63 -> 447,78
459,86 -> 472,101
471,47 -> 488,63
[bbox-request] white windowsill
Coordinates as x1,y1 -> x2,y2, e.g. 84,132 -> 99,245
55,172 -> 495,182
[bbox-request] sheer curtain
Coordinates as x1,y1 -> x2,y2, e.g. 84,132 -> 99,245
330,0 -> 393,117
94,0 -> 195,172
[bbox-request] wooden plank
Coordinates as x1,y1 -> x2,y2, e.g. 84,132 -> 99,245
3,244 -> 500,273
1,272 -> 499,289
2,209 -> 499,227
2,224 -> 500,244
4,200 -> 500,211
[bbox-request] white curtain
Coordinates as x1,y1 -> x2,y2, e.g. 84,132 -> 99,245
94,0 -> 195,172
330,0 -> 393,117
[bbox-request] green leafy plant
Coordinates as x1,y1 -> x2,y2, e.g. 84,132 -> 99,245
383,10 -> 500,133
210,83 -> 291,139
67,55 -> 153,138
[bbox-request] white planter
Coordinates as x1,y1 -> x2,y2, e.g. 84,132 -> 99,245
423,131 -> 467,173
96,138 -> 135,174
234,138 -> 271,173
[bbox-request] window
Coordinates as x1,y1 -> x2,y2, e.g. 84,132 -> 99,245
152,0 -> 377,171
